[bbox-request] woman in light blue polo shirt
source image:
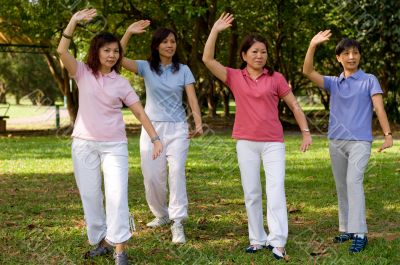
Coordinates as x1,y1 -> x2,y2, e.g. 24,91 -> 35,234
121,21 -> 203,244
303,30 -> 393,253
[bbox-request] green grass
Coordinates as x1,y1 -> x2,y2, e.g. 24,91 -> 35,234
0,133 -> 399,264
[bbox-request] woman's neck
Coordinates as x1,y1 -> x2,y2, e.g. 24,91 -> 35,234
99,66 -> 112,75
246,66 -> 263,80
343,68 -> 358,78
160,56 -> 172,66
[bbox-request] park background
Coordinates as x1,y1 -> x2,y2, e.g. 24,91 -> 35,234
0,0 -> 399,264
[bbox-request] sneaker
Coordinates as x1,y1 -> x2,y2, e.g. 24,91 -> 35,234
272,247 -> 287,260
349,235 -> 368,253
114,251 -> 129,265
84,242 -> 113,259
146,216 -> 171,228
333,232 -> 354,243
245,244 -> 273,253
171,222 -> 186,244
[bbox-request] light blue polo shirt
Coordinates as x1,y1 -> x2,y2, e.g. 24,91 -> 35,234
136,60 -> 195,122
323,69 -> 383,142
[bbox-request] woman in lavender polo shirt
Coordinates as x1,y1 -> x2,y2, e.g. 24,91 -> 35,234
120,21 -> 203,244
303,30 -> 393,253
57,9 -> 162,265
203,13 -> 312,260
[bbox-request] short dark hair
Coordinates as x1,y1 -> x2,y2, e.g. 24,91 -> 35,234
148,28 -> 180,75
335,38 -> 361,55
87,32 -> 123,76
239,34 -> 274,75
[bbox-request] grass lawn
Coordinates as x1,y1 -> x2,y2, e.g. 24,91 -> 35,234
0,132 -> 399,264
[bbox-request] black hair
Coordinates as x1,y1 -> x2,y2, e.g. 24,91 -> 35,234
148,28 -> 180,75
87,32 -> 123,76
239,34 -> 274,75
335,38 -> 361,55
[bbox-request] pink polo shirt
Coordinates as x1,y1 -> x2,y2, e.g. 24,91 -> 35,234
226,67 -> 291,142
71,61 -> 139,142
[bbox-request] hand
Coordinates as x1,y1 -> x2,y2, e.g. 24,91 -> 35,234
378,135 -> 393,152
126,20 -> 151,35
300,133 -> 312,152
152,140 -> 163,160
71,8 -> 97,23
310,30 -> 332,47
212,12 -> 234,33
188,124 -> 203,138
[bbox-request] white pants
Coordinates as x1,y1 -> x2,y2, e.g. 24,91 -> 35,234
72,138 -> 131,245
236,140 -> 288,247
329,140 -> 371,234
140,121 -> 190,222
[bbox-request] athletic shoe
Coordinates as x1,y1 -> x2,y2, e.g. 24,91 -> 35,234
349,235 -> 368,253
114,251 -> 129,265
333,232 -> 354,243
146,216 -> 171,228
84,242 -> 113,259
245,244 -> 274,253
171,222 -> 186,244
272,247 -> 287,260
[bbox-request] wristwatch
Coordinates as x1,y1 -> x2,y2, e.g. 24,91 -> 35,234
384,132 -> 392,136
302,128 -> 310,133
151,135 -> 160,143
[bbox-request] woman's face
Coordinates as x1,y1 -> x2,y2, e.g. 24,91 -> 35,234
336,47 -> 360,73
242,41 -> 268,71
98,42 -> 120,70
157,33 -> 177,60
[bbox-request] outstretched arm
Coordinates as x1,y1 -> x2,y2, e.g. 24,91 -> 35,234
121,20 -> 150,74
303,30 -> 332,88
202,12 -> 234,83
57,9 -> 97,76
129,101 -> 163,159
282,92 -> 312,152
372,94 -> 393,152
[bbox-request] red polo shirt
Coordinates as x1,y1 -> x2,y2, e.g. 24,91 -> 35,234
225,67 -> 291,142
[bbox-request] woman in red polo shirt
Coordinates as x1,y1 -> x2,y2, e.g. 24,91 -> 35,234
202,13 -> 312,260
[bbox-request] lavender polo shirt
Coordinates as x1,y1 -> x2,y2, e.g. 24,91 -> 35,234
72,61 -> 139,142
323,69 -> 383,142
136,60 -> 195,122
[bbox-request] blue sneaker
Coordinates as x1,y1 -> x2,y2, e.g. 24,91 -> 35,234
349,235 -> 368,253
333,233 -> 354,243
245,243 -> 273,253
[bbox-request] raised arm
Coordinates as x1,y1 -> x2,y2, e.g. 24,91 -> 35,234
202,13 -> 234,83
57,9 -> 97,76
372,94 -> 393,152
302,30 -> 332,88
121,20 -> 150,74
185,84 -> 203,138
282,92 -> 312,152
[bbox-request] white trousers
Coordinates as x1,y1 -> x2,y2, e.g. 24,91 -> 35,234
140,121 -> 190,222
72,138 -> 131,245
236,140 -> 288,247
329,140 -> 371,234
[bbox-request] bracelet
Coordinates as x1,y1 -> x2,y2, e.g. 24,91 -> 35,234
151,135 -> 160,143
384,132 -> 392,136
302,128 -> 310,133
62,32 -> 73,39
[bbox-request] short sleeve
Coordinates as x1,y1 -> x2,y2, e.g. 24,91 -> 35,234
225,67 -> 235,89
135,60 -> 148,77
323,76 -> 334,93
183,65 -> 195,86
121,80 -> 140,107
72,61 -> 86,81
275,73 -> 291,98
369,74 -> 383,96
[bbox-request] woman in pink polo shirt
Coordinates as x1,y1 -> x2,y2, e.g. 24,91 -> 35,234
57,9 -> 162,265
203,13 -> 312,260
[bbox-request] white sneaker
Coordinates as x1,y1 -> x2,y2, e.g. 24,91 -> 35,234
171,222 -> 186,244
146,216 -> 171,228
